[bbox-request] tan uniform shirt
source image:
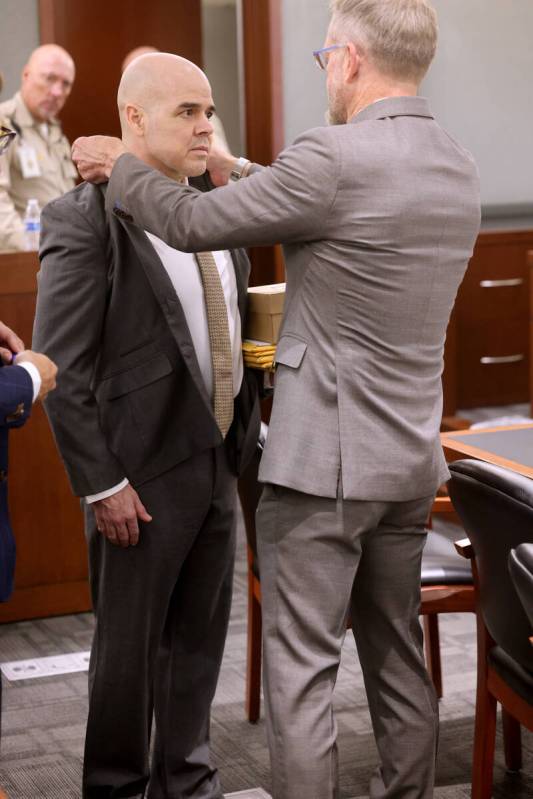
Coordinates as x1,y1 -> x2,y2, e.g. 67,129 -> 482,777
0,92 -> 77,251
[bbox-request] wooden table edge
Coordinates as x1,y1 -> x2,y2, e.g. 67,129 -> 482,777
441,425 -> 533,479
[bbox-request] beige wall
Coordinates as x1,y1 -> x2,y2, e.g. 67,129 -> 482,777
0,0 -> 39,101
281,0 -> 533,211
281,0 -> 329,146
202,0 -> 243,155
421,0 -> 533,210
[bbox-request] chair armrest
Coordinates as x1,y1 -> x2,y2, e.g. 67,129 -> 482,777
455,538 -> 474,559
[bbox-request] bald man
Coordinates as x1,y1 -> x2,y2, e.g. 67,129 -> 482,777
0,44 -> 77,251
121,45 -> 230,151
33,53 -> 259,799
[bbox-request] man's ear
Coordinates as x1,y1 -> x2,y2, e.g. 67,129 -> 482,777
344,42 -> 362,83
126,103 -> 145,137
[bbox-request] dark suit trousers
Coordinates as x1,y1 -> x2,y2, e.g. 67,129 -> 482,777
82,446 -> 236,799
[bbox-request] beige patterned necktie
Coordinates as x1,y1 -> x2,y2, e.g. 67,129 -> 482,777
195,251 -> 234,438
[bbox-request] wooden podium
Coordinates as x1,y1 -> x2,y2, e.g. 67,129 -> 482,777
0,252 -> 91,623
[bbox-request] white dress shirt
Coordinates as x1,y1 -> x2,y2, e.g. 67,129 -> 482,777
17,360 -> 41,401
86,234 -> 243,504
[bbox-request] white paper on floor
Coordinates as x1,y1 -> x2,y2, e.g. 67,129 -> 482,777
225,791 -> 272,799
0,650 -> 91,681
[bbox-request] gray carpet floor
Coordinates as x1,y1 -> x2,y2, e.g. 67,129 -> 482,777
1,511 -> 532,798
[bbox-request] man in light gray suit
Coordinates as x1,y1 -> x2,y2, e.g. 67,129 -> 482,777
72,1 -> 481,796
34,54 -> 259,799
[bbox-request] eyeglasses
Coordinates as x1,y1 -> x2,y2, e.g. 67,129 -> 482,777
312,44 -> 348,71
0,126 -> 16,155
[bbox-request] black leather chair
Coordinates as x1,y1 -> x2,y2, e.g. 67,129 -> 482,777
509,543 -> 533,628
449,459 -> 533,799
238,429 -> 474,722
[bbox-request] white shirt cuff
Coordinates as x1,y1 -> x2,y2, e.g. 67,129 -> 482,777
17,361 -> 41,403
85,478 -> 129,504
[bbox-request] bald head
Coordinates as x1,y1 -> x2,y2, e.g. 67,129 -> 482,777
118,53 -> 207,125
117,53 -> 215,182
25,44 -> 74,73
21,44 -> 75,121
121,45 -> 159,74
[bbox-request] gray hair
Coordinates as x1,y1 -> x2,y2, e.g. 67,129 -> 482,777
329,0 -> 438,83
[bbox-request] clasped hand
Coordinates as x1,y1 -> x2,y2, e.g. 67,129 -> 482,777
0,321 -> 57,400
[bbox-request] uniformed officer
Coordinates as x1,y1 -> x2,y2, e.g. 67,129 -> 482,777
0,44 -> 77,251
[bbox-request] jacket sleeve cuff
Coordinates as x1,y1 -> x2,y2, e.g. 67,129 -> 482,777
85,477 -> 129,504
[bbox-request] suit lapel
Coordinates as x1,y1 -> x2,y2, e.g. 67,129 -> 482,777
110,171 -> 250,413
118,219 -> 213,412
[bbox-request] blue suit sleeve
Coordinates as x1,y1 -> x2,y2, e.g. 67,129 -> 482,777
0,364 -> 33,429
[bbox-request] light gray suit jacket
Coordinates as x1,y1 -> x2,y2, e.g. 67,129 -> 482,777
105,97 -> 481,501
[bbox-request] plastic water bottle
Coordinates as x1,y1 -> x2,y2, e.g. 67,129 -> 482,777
23,198 -> 41,251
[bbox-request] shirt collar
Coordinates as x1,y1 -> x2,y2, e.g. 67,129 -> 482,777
349,96 -> 434,126
13,91 -> 61,132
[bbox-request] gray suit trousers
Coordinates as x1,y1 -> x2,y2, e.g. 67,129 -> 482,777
82,446 -> 236,799
256,484 -> 438,799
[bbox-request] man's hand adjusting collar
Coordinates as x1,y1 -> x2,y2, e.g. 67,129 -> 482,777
72,135 -> 126,183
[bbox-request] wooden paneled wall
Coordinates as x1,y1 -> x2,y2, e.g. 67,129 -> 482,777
38,0 -> 284,286
241,0 -> 285,286
455,227 -> 533,408
38,0 -> 203,143
0,254 -> 90,623
441,223 -> 533,417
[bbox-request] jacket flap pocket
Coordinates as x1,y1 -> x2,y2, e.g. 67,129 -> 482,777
275,335 -> 307,369
100,352 -> 173,399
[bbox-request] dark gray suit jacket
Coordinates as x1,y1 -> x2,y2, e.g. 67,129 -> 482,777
33,176 -> 259,497
103,97 -> 481,502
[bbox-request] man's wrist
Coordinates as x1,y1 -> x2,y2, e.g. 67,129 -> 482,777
107,145 -> 127,178
16,361 -> 41,403
230,156 -> 252,181
86,477 -> 129,504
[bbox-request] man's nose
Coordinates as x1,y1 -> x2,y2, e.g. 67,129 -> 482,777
50,82 -> 64,98
197,115 -> 214,136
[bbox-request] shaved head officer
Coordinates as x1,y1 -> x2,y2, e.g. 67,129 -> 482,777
0,44 -> 77,251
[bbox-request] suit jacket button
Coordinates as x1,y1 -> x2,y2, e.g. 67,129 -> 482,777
6,402 -> 24,422
0,469 -> 7,482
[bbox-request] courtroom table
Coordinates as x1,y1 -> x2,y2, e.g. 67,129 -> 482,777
0,251 -> 90,623
441,423 -> 533,480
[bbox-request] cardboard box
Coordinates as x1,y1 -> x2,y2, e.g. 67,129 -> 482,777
246,283 -> 286,344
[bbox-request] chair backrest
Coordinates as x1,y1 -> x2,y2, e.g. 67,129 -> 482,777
449,459 -> 533,672
509,542 -> 533,628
